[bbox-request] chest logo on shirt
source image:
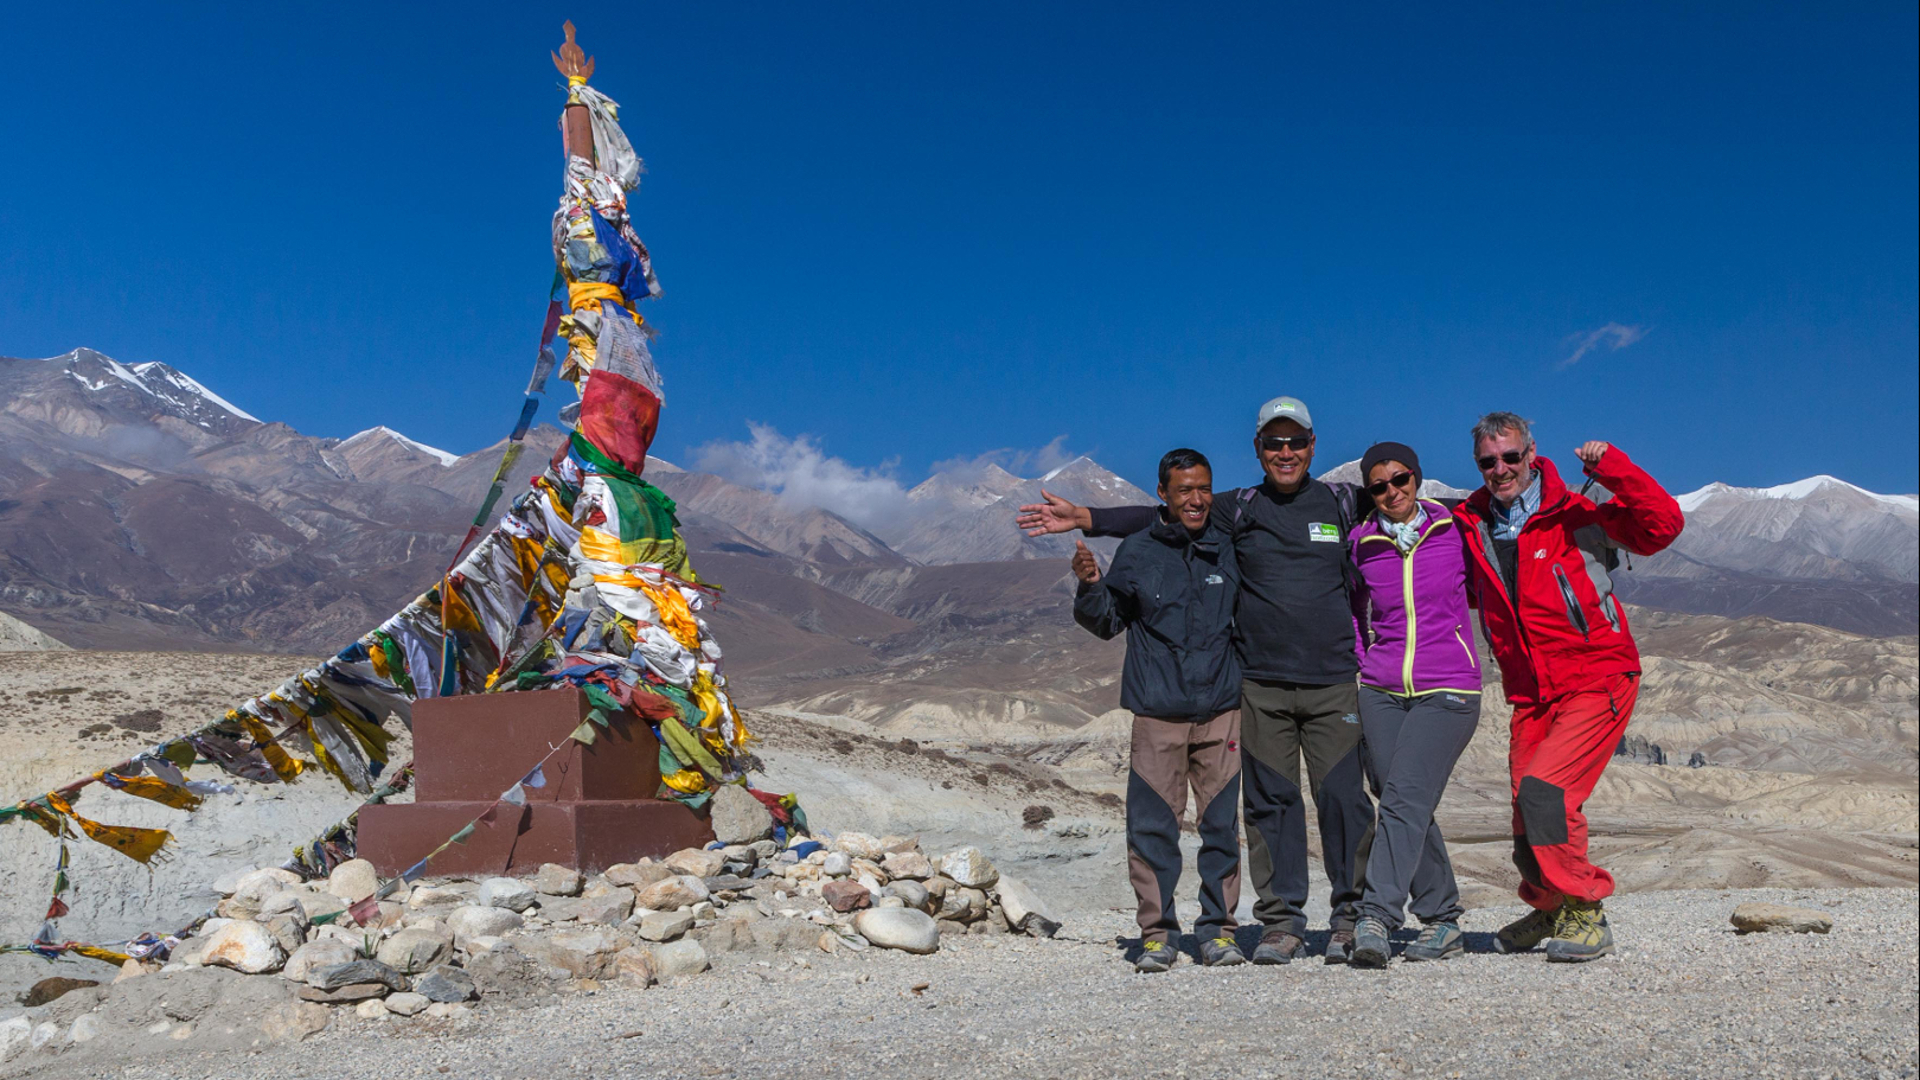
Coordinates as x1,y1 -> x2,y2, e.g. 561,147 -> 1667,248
1308,523 -> 1341,543
1205,574 -> 1224,585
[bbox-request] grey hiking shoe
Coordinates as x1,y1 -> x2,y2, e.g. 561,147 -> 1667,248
1403,921 -> 1464,962
1324,927 -> 1356,965
1545,900 -> 1614,963
1134,939 -> 1175,973
1200,936 -> 1247,967
1349,917 -> 1391,968
1495,904 -> 1561,954
1251,928 -> 1304,965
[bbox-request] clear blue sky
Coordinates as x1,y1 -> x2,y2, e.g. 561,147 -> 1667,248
2,2 -> 1914,497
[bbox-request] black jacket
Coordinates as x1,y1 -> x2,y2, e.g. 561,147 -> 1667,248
1074,512 -> 1241,721
1088,477 -> 1362,685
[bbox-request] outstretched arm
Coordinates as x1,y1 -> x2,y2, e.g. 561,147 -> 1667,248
1016,491 -> 1158,538
1577,442 -> 1685,556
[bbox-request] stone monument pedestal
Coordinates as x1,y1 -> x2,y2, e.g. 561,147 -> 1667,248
357,687 -> 712,876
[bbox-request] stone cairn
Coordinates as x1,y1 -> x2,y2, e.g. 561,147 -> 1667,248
8,788 -> 1059,1051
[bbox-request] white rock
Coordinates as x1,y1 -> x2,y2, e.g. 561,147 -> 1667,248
636,875 -> 709,911
313,924 -> 369,952
354,999 -> 389,1020
463,935 -> 507,956
284,940 -> 360,982
424,1002 -> 472,1020
708,784 -> 775,844
201,919 -> 286,974
940,847 -> 999,889
477,877 -> 538,912
385,992 -> 430,1017
637,909 -> 695,942
532,863 -> 584,897
664,848 -> 726,878
234,867 -> 300,904
324,859 -> 380,902
882,851 -> 933,880
649,939 -> 710,979
993,873 -> 1060,936
821,853 -> 852,877
376,927 -> 454,973
853,908 -> 940,954
831,832 -> 888,860
0,1017 -> 32,1062
66,1014 -> 101,1045
31,1022 -> 58,1051
445,904 -> 524,948
406,885 -> 467,911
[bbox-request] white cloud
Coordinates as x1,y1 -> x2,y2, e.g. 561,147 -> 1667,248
1560,323 -> 1649,369
693,423 -> 911,534
928,435 -> 1080,481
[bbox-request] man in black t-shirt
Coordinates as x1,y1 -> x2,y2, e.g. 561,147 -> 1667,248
1018,396 -> 1375,965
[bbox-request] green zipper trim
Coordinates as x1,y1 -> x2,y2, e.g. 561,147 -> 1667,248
1359,517 -> 1454,696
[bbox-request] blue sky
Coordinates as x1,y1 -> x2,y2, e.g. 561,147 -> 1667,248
2,2 -> 1914,499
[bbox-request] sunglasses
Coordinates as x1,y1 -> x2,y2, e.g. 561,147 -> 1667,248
1475,450 -> 1528,472
1366,471 -> 1415,497
1259,435 -> 1312,452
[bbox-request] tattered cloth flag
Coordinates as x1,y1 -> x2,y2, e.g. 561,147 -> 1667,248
98,772 -> 203,813
45,793 -> 172,864
578,301 -> 662,476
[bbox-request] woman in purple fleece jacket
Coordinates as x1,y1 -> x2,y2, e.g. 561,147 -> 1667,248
1345,441 -> 1483,969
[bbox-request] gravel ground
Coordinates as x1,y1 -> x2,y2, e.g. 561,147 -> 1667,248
12,887 -> 1915,1080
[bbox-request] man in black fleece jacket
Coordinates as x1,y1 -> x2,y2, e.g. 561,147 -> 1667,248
1024,397 -> 1373,965
1073,448 -> 1245,972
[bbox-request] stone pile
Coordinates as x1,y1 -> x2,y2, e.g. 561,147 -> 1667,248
2,831 -> 1060,1056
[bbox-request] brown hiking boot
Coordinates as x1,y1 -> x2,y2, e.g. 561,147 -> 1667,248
1324,926 -> 1357,965
1252,927 -> 1304,965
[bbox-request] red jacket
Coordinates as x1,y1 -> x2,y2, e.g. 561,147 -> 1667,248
1454,448 -> 1684,705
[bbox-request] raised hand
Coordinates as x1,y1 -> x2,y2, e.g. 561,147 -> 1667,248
1015,490 -> 1090,537
1575,441 -> 1610,467
1071,540 -> 1101,584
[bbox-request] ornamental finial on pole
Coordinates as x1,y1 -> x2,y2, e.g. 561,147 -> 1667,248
552,21 -> 595,86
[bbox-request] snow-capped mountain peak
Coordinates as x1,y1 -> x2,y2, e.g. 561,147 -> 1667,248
1676,476 -> 1918,515
341,426 -> 459,467
44,348 -> 262,434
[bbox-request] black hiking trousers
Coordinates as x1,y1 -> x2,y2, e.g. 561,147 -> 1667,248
1239,678 -> 1372,937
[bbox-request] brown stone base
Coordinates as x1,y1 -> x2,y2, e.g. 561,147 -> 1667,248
357,799 -> 713,877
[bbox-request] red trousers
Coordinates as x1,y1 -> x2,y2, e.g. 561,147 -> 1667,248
1508,672 -> 1638,910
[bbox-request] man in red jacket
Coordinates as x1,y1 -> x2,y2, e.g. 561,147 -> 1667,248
1454,411 -> 1684,962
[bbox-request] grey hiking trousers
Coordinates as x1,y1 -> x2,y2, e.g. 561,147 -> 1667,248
1354,687 -> 1480,929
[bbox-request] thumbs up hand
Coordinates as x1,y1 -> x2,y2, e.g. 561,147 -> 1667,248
1072,540 -> 1101,584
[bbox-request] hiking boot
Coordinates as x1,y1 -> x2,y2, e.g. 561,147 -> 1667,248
1324,927 -> 1356,965
1546,900 -> 1614,963
1495,904 -> 1561,954
1251,928 -> 1304,965
1199,936 -> 1247,967
1402,921 -> 1465,962
1134,939 -> 1175,973
1349,917 -> 1391,969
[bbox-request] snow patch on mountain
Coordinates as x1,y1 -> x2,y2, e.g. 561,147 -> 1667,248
130,361 -> 261,423
55,348 -> 262,428
342,426 -> 459,467
1677,476 -> 1918,515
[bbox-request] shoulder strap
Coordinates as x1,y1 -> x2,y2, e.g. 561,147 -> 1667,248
1231,486 -> 1258,531
1332,482 -> 1359,537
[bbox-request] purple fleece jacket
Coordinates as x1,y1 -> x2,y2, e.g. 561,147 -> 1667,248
1349,500 -> 1482,696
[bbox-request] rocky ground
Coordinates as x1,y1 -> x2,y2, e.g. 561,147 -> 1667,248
3,651 -> 1918,1078
2,888 -> 1915,1080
